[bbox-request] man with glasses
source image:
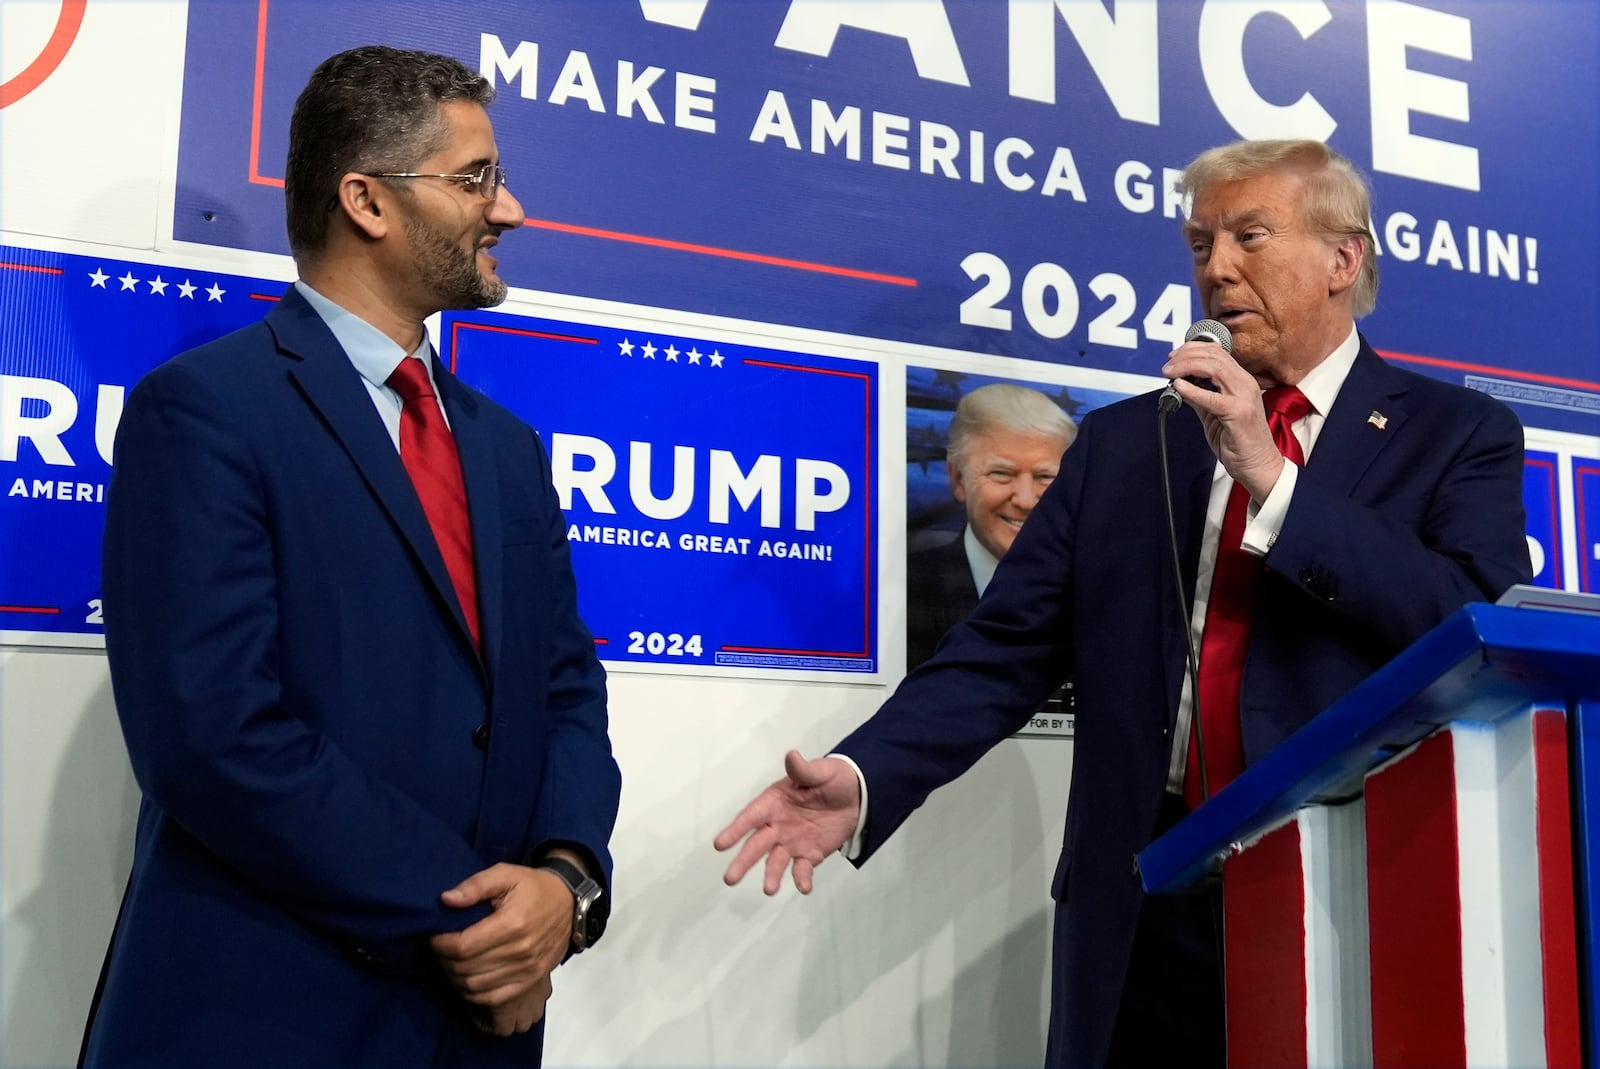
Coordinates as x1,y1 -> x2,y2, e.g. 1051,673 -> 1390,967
82,45 -> 620,1069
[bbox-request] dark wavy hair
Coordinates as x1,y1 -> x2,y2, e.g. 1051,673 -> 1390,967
284,45 -> 494,257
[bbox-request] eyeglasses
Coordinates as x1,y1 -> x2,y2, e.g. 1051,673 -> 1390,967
370,163 -> 508,200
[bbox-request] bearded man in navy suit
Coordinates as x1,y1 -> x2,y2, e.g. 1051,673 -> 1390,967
717,139 -> 1531,1067
82,45 -> 620,1068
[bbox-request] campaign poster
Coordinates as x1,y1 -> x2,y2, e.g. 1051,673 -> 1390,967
446,308 -> 878,676
173,1 -> 1599,440
0,246 -> 287,645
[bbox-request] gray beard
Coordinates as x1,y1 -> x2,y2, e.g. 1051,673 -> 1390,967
403,214 -> 507,310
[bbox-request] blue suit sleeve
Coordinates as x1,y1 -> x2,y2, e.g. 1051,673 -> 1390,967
835,410 -> 1089,857
523,430 -> 622,887
1269,397 -> 1532,651
102,363 -> 492,974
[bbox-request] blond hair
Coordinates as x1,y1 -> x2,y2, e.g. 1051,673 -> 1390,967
1181,139 -> 1378,317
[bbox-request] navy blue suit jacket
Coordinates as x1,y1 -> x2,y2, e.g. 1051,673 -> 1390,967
838,340 -> 1530,1068
906,534 -> 979,670
82,288 -> 620,1068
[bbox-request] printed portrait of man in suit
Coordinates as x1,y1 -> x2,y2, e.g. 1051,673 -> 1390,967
905,378 -> 1101,737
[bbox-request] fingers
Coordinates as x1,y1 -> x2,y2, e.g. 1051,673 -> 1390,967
783,749 -> 829,788
431,906 -> 517,962
721,823 -> 779,886
471,974 -> 553,1036
762,843 -> 792,896
445,954 -> 541,999
792,857 -> 815,895
713,790 -> 778,852
441,862 -> 516,910
438,868 -> 572,980
716,752 -> 827,850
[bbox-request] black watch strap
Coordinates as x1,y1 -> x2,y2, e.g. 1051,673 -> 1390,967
536,857 -> 606,952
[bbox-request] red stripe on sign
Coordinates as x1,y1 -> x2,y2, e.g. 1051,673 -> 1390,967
1532,709 -> 1582,1069
0,261 -> 64,275
1223,819 -> 1308,1069
1365,730 -> 1466,1069
522,218 -> 918,287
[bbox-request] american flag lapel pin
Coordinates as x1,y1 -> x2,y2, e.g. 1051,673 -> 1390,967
1367,410 -> 1388,430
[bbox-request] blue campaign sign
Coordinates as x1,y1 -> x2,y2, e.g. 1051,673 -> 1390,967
1522,452 -> 1561,589
1578,461 -> 1600,595
443,310 -> 877,674
174,1 -> 1599,435
0,246 -> 286,641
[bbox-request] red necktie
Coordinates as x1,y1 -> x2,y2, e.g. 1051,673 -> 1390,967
1184,385 -> 1312,808
388,357 -> 479,648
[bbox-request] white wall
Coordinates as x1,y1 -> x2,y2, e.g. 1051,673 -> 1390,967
0,3 -> 1074,1065
0,644 -> 1071,1068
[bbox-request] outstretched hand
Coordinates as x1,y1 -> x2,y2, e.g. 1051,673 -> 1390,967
714,750 -> 861,895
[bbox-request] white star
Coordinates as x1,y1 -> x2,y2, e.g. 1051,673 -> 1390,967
177,279 -> 197,299
641,340 -> 657,359
206,282 -> 225,302
618,337 -> 635,356
88,268 -> 108,288
687,347 -> 702,365
148,275 -> 168,296
118,271 -> 139,291
664,343 -> 680,362
709,349 -> 725,368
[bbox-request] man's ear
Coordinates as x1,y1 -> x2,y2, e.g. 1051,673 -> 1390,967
1327,234 -> 1363,298
947,458 -> 968,503
333,173 -> 390,241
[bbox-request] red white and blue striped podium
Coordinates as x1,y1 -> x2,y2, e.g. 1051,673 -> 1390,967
1139,602 -> 1600,1069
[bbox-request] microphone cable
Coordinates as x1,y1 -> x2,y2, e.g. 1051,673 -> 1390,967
1157,394 -> 1210,805
1158,316 -> 1231,806
1158,387 -> 1227,1000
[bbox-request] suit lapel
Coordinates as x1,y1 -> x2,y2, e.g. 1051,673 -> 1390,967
1154,344 -> 1405,725
435,360 -> 504,680
265,290 -> 480,661
1303,339 -> 1409,496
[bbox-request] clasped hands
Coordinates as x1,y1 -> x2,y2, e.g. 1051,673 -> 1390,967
431,862 -> 574,1037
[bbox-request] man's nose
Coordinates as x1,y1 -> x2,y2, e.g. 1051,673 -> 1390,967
488,185 -> 526,229
1199,235 -> 1240,284
1013,478 -> 1042,509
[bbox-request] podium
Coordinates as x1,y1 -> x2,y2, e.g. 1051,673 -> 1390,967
1138,602 -> 1600,1069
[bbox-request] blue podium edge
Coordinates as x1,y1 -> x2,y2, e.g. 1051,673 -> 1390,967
1139,602 -> 1600,894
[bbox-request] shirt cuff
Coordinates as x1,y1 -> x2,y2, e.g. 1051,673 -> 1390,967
1241,460 -> 1297,557
827,752 -> 869,861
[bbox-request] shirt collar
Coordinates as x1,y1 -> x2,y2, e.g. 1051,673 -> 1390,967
1291,324 -> 1359,417
293,280 -> 433,388
963,524 -> 1001,597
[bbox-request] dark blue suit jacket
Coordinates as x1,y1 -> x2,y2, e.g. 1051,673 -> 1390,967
838,340 -> 1530,1068
906,534 -> 979,670
82,288 -> 620,1068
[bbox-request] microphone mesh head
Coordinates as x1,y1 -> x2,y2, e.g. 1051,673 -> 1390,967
1185,318 -> 1233,354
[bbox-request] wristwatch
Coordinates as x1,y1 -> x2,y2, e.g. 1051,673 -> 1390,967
537,857 -> 608,952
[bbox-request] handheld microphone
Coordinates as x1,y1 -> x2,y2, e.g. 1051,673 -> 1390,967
1154,317 -> 1235,806
1158,319 -> 1234,413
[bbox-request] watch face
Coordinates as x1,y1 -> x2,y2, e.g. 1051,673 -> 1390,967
580,886 -> 609,946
